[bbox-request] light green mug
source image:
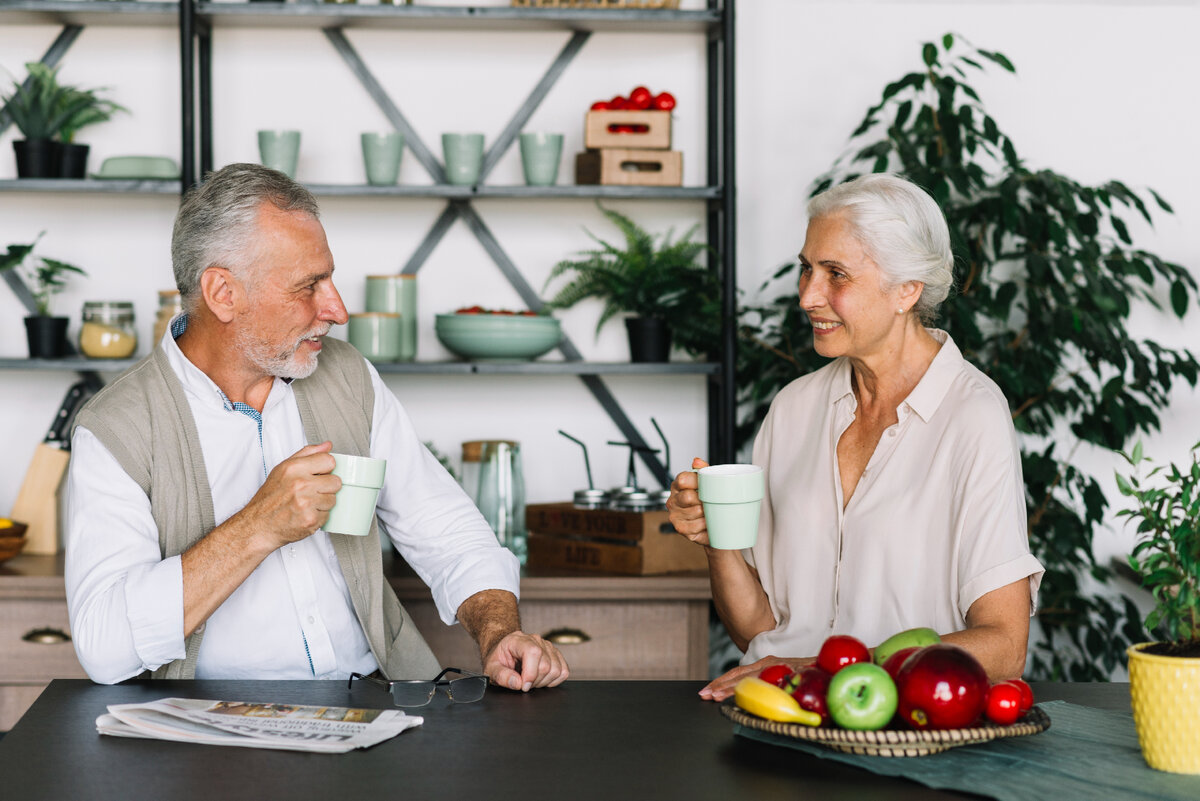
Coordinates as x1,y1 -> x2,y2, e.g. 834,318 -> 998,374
325,453 -> 387,537
442,132 -> 484,185
697,464 -> 764,550
361,131 -> 405,186
257,129 -> 301,178
518,132 -> 563,186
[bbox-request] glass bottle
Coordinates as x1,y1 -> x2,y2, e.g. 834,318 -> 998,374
79,301 -> 137,359
476,440 -> 526,564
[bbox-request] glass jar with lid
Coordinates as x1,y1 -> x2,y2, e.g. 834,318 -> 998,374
80,301 -> 137,359
154,289 -> 182,345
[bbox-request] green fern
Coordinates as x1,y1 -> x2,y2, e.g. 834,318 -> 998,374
543,205 -> 719,356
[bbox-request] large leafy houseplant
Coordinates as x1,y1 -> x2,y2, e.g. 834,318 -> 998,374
543,205 -> 719,361
737,35 -> 1199,681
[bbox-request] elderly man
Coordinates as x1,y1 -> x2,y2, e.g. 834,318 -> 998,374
65,163 -> 568,692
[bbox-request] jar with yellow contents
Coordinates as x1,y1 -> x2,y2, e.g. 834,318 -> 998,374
80,301 -> 138,359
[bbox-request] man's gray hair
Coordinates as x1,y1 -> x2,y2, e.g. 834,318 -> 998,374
171,162 -> 320,311
807,173 -> 954,323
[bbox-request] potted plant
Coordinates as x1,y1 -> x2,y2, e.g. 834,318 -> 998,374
1115,441 -> 1200,774
542,205 -> 719,362
1,236 -> 87,358
56,84 -> 126,178
1,62 -> 124,178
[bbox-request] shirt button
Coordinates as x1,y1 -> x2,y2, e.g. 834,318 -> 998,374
887,429 -> 896,437
307,616 -> 315,625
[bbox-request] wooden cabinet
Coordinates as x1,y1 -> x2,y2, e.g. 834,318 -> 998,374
390,563 -> 711,680
0,553 -> 710,730
0,555 -> 86,731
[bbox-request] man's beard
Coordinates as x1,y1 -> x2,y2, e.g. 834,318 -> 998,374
235,320 -> 329,380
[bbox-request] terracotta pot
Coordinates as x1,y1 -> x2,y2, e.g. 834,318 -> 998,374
1127,642 -> 1200,774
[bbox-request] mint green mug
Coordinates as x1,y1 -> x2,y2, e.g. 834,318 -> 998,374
697,464 -> 764,550
325,453 -> 387,537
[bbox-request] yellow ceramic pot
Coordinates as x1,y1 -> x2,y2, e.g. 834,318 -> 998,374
1127,642 -> 1200,774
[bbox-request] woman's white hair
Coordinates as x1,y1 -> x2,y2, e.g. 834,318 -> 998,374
807,173 -> 954,323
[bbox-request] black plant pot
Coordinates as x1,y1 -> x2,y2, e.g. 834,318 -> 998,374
24,316 -> 71,359
59,143 -> 90,179
625,316 -> 672,363
13,139 -> 60,179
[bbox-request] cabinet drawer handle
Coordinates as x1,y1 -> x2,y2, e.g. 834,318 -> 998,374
543,627 -> 591,645
22,627 -> 72,645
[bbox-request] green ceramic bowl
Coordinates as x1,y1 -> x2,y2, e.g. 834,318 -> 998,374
435,312 -> 562,361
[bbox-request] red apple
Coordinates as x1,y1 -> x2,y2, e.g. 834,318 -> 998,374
757,664 -> 794,688
786,665 -> 832,725
816,634 -> 870,675
895,644 -> 989,730
881,645 -> 921,682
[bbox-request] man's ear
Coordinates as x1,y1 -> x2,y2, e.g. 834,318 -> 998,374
199,267 -> 239,324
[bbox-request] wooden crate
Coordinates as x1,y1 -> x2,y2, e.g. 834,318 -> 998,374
584,110 -> 672,150
575,148 -> 682,187
526,503 -> 708,575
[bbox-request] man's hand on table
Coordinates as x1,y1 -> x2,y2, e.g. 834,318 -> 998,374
484,631 -> 570,692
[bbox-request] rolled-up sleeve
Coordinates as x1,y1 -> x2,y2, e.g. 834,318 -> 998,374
367,367 -> 520,625
65,427 -> 186,684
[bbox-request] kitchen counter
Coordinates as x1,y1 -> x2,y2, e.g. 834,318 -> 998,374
0,679 -> 1132,801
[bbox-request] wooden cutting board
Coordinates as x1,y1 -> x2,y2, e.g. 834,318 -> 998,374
10,381 -> 90,555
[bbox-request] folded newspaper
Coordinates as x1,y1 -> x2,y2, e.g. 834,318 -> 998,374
96,698 -> 422,753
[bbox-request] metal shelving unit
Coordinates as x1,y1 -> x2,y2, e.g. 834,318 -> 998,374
0,0 -> 737,484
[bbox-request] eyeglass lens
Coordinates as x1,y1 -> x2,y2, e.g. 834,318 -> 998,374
388,673 -> 488,707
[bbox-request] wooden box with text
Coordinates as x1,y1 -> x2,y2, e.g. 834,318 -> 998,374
525,502 -> 708,575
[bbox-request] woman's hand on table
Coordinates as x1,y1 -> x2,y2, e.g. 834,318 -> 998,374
699,655 -> 815,702
667,457 -> 710,546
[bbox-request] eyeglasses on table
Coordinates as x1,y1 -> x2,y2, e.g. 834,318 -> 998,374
348,667 -> 489,707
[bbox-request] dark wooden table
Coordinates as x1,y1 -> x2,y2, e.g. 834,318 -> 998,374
0,679 -> 1129,801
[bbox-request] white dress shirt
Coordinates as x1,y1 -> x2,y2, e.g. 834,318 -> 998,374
65,327 -> 519,684
742,330 -> 1044,664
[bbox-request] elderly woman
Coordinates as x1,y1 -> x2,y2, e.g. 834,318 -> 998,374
668,173 -> 1043,701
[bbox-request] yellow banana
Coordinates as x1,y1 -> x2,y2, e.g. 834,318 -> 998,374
734,677 -> 821,726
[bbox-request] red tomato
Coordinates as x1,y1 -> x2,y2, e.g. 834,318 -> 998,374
816,635 -> 870,675
984,682 -> 1023,725
455,306 -> 484,314
999,678 -> 1034,713
757,664 -> 794,688
609,95 -> 627,110
628,85 -> 653,110
590,100 -> 610,111
652,91 -> 676,111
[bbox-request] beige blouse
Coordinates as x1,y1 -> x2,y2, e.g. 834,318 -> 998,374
742,330 -> 1044,664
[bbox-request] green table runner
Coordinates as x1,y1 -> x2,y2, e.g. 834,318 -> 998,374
734,700 -> 1200,801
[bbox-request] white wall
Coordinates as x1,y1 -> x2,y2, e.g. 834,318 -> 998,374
2,1 -> 1197,581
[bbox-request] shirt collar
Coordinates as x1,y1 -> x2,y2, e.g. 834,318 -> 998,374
164,313 -> 291,412
825,328 -> 963,423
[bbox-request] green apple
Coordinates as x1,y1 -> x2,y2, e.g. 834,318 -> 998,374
873,627 -> 941,666
826,662 -> 898,731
